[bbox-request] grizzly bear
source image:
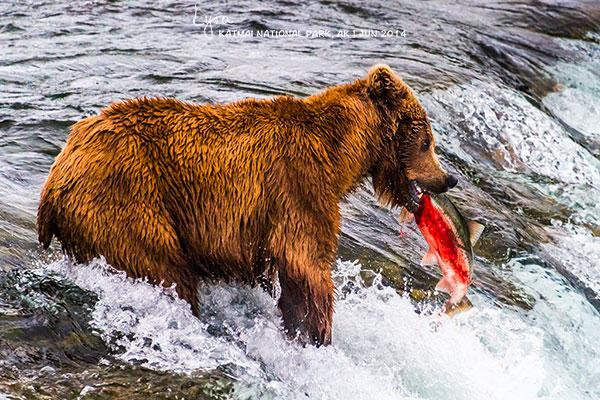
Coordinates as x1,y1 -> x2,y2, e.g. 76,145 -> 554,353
38,64 -> 456,346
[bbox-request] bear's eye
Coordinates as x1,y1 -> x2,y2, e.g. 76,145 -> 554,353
421,138 -> 430,152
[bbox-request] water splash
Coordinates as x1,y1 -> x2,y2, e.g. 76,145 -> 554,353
47,258 -> 599,400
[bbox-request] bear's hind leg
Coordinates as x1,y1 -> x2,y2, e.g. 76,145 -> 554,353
170,263 -> 201,317
111,250 -> 202,317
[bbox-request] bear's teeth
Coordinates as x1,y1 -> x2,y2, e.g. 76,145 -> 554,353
410,180 -> 423,195
408,181 -> 421,206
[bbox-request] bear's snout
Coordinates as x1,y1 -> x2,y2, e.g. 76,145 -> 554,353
446,174 -> 458,189
416,173 -> 456,194
429,174 -> 458,194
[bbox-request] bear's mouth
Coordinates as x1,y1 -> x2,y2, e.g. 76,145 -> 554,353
407,180 -> 424,212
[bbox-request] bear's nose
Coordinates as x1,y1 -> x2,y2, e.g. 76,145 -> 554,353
446,174 -> 458,189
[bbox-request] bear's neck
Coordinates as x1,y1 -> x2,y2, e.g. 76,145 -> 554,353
304,80 -> 385,198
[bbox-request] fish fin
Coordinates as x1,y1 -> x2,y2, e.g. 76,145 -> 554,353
448,284 -> 468,305
398,207 -> 414,224
467,221 -> 485,245
434,277 -> 452,294
421,248 -> 438,266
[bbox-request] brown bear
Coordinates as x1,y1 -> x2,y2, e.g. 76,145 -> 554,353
37,64 -> 456,346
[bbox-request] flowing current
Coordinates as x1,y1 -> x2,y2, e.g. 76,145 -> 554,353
1,1 -> 599,399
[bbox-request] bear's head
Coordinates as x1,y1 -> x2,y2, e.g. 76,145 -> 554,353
366,64 -> 457,211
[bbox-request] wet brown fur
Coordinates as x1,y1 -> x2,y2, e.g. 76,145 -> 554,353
37,65 -> 449,345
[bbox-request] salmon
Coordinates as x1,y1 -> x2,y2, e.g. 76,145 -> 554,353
401,190 -> 484,310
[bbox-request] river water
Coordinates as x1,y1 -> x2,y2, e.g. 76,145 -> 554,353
1,1 -> 599,399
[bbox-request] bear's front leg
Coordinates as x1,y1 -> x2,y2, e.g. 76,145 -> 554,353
278,265 -> 334,346
269,213 -> 338,346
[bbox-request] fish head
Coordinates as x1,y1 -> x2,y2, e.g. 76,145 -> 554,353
443,296 -> 473,317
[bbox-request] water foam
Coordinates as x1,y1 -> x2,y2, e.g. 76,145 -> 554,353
543,61 -> 600,145
507,254 -> 600,397
543,37 -> 600,148
543,222 -> 600,300
47,258 -> 598,400
423,82 -> 600,187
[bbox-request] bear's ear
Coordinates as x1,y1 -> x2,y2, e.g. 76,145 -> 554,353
367,64 -> 409,99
